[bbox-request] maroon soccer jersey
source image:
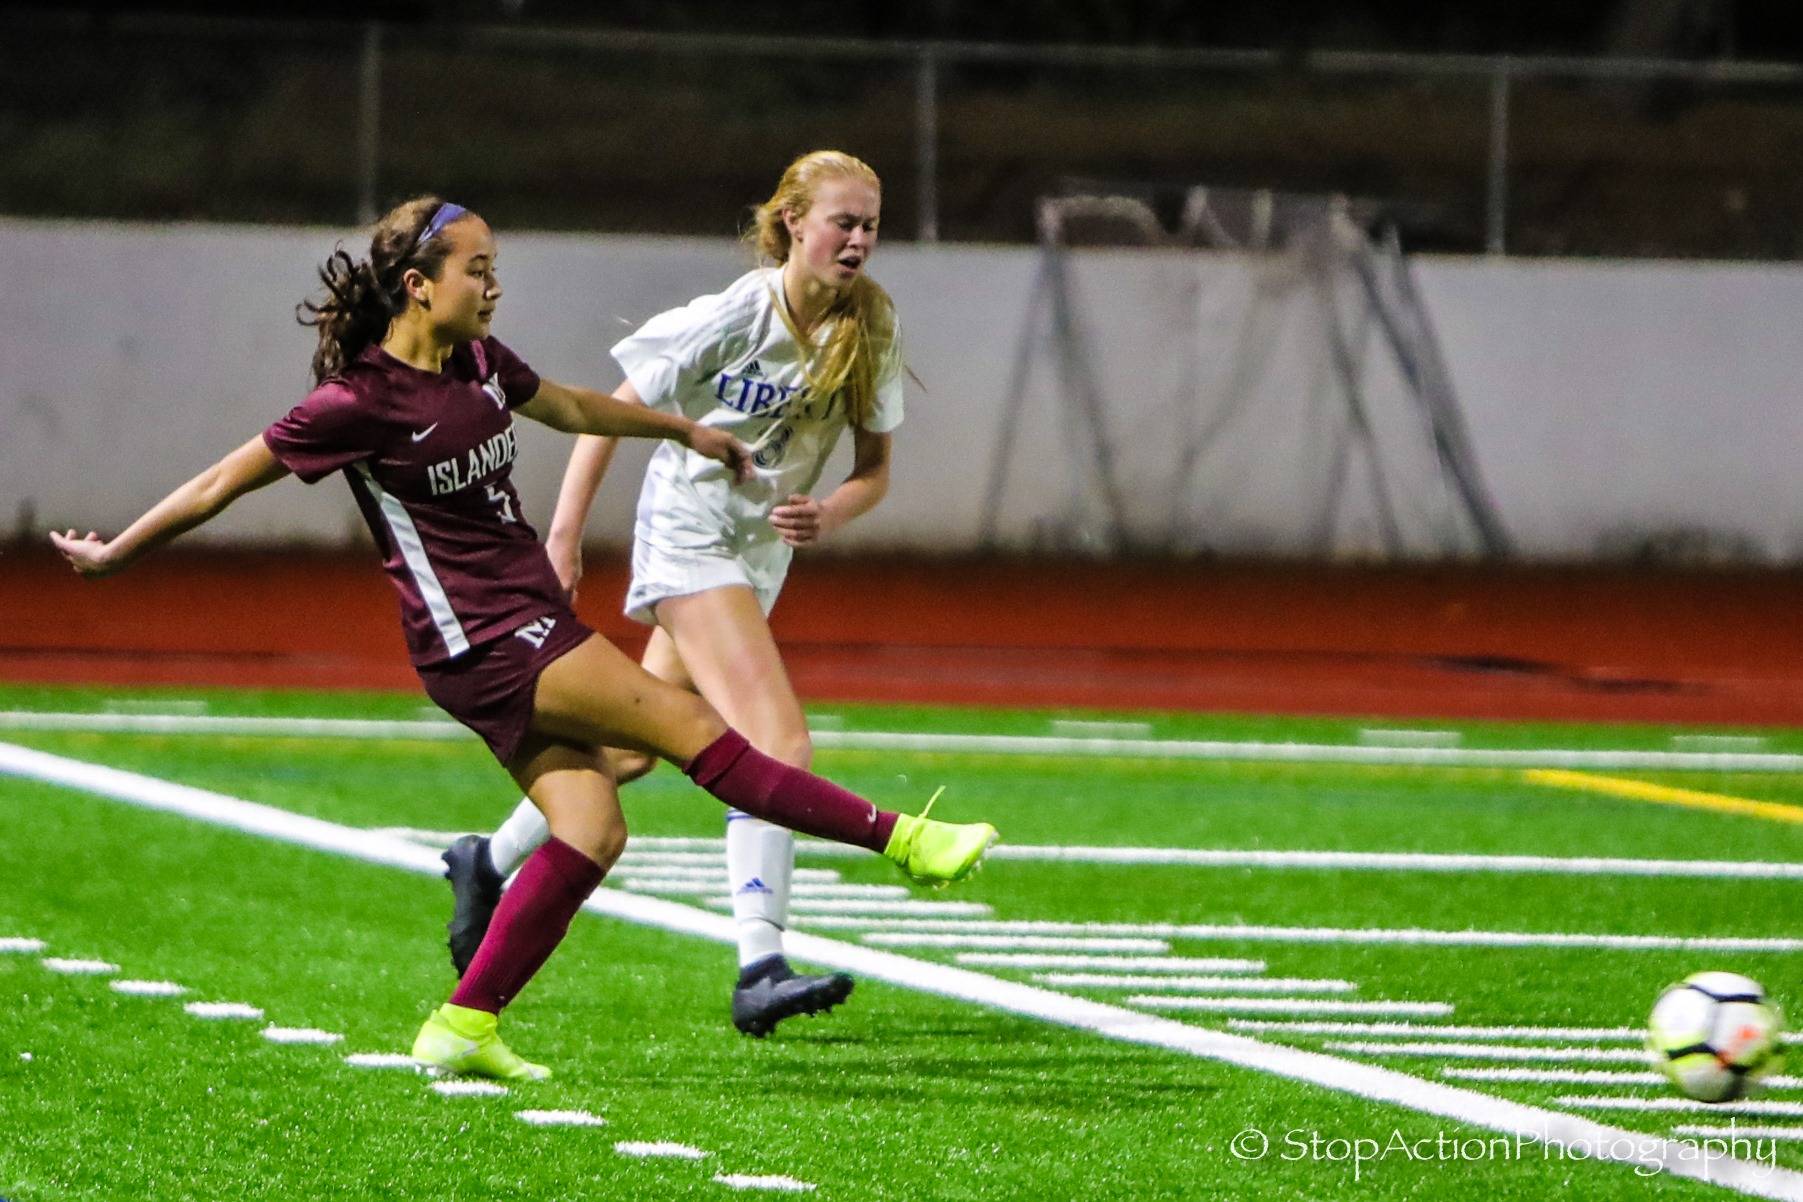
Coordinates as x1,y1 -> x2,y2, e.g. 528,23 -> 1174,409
263,338 -> 568,666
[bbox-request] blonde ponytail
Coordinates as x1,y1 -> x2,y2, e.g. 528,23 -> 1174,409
746,150 -> 897,428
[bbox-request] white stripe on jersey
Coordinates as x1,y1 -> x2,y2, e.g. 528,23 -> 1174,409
352,463 -> 470,657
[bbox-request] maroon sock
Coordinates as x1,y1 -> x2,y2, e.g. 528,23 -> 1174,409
684,729 -> 898,853
449,836 -> 604,1014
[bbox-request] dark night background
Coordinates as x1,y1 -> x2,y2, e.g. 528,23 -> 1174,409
21,1 -> 1803,60
9,1 -> 1803,255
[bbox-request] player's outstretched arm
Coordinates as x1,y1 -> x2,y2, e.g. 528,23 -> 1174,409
542,380 -> 642,595
519,379 -> 751,483
49,435 -> 291,577
771,428 -> 892,548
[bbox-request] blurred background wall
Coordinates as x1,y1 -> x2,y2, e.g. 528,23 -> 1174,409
5,221 -> 1802,562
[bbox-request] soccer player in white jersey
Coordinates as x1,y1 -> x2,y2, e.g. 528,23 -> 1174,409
443,150 -> 904,1036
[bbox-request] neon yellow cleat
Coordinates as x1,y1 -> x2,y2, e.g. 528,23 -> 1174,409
410,1003 -> 551,1081
882,788 -> 998,888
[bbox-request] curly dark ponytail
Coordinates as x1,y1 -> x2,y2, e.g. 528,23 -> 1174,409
296,195 -> 465,384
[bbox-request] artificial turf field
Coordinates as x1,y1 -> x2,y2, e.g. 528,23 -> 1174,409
1,681 -> 1801,1200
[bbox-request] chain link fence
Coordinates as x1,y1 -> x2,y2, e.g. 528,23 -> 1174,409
7,12 -> 1803,257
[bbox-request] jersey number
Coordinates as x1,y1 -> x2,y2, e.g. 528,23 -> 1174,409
486,484 -> 517,524
754,421 -> 795,470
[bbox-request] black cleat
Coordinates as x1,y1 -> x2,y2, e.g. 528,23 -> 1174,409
731,955 -> 855,1038
443,834 -> 504,977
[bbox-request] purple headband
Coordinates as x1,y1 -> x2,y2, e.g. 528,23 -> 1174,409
417,202 -> 468,246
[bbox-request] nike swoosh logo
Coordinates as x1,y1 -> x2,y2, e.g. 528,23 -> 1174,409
410,423 -> 439,442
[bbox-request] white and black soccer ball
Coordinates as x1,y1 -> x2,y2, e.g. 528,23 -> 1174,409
1646,971 -> 1784,1103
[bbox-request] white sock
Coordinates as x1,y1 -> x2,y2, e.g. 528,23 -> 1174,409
488,797 -> 550,877
726,811 -> 792,968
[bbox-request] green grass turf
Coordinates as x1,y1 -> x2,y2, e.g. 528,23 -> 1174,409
2,682 -> 1801,1198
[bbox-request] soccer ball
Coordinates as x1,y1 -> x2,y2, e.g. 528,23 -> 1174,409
1646,971 -> 1784,1102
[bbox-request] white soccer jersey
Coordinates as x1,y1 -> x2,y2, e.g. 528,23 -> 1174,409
612,267 -> 903,553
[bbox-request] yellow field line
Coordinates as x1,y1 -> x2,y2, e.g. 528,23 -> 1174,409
1524,769 -> 1803,825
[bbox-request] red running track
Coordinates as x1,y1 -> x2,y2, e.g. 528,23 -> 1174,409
4,545 -> 1801,726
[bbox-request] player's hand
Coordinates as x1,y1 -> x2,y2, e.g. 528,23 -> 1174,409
546,536 -> 583,601
49,529 -> 122,578
771,494 -> 839,547
687,424 -> 753,484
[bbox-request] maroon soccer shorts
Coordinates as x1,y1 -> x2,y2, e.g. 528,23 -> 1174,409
415,609 -> 594,766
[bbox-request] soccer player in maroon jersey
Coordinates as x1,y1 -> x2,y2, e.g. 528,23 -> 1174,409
50,196 -> 996,1081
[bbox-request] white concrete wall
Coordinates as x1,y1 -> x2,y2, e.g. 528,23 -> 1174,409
3,218 -> 1799,562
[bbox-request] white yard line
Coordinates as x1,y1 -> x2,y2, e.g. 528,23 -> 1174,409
862,933 -> 1171,952
373,826 -> 471,845
790,841 -> 1803,879
618,852 -> 743,866
609,865 -> 842,883
110,980 -> 186,997
713,1174 -> 816,1193
1228,1020 -> 1648,1041
0,937 -> 47,953
1447,1068 -> 1803,1089
7,709 -> 1803,772
1129,997 -> 1454,1017
958,954 -> 1266,972
614,879 -> 723,895
806,917 -> 1803,953
1235,1020 -> 1803,1046
615,1141 -> 709,1160
184,1001 -> 263,1020
618,881 -> 908,899
516,1109 -> 607,1127
764,882 -> 908,898
41,957 -> 117,974
1330,1041 -> 1655,1063
765,899 -> 992,917
1040,973 -> 1356,993
1449,1068 -> 1669,1086
4,740 -> 1799,1200
974,847 -> 1803,880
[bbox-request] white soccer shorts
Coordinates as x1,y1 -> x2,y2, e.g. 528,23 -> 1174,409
624,534 -> 790,625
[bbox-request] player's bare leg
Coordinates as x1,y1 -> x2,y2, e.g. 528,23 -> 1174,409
656,587 -> 853,1036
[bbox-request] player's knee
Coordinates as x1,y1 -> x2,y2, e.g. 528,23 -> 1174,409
593,819 -> 628,870
609,747 -> 657,784
554,809 -> 627,870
